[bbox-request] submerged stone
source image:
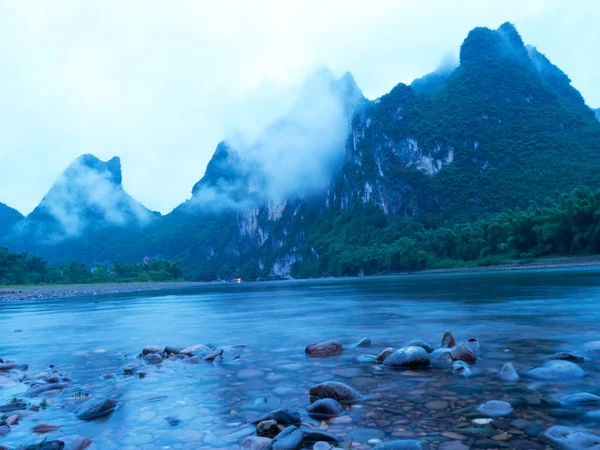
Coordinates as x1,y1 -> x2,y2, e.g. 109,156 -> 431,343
300,428 -> 341,445
544,352 -> 586,363
526,360 -> 584,381
558,392 -> 600,407
75,397 -> 117,421
305,340 -> 343,357
309,381 -> 362,404
352,337 -> 371,348
306,398 -> 343,420
382,346 -> 431,369
240,436 -> 272,450
18,441 -> 65,450
477,400 -> 513,418
406,339 -> 434,353
542,425 -> 600,449
452,361 -> 472,378
498,362 -> 519,381
269,426 -> 303,450
373,440 -> 422,450
251,408 -> 301,426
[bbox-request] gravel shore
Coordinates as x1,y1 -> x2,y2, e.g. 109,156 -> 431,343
0,281 -> 212,302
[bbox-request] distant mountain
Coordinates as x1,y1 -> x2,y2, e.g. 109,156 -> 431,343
595,108 -> 600,121
0,202 -> 23,239
4,22 -> 600,280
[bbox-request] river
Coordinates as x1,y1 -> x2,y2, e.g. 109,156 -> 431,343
2,268 -> 600,449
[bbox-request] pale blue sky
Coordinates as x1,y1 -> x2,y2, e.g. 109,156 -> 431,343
1,0 -> 598,214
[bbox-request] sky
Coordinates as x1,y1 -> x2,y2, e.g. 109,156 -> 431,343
0,0 -> 598,215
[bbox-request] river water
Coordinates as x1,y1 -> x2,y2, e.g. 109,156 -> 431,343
2,268 -> 600,449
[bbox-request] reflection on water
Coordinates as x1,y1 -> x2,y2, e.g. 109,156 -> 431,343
2,267 -> 600,448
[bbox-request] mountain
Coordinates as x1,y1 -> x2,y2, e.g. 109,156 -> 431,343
595,108 -> 600,121
4,22 -> 600,280
2,154 -> 158,259
0,202 -> 23,238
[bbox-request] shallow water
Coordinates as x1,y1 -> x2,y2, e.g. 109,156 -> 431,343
2,268 -> 600,449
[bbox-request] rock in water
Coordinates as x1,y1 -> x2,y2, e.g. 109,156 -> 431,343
309,381 -> 362,404
352,337 -> 371,348
441,331 -> 456,348
180,344 -> 211,356
18,441 -> 65,450
300,428 -> 341,445
557,392 -> 600,407
256,420 -> 279,437
305,340 -> 343,357
452,361 -> 472,378
373,440 -> 423,450
59,435 -> 92,450
431,348 -> 453,366
75,397 -> 117,420
544,352 -> 586,363
240,436 -> 272,450
406,339 -> 434,353
542,425 -> 600,449
269,426 -> 303,450
450,344 -> 477,363
498,363 -> 519,381
477,400 -> 513,418
143,353 -> 163,364
382,346 -> 431,369
306,398 -> 343,420
466,338 -> 480,353
204,349 -> 224,361
313,442 -> 332,450
25,383 -> 64,397
141,345 -> 162,355
526,360 -> 585,381
376,348 -> 396,364
251,408 -> 301,426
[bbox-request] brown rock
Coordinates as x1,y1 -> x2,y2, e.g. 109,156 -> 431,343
450,343 -> 477,363
376,348 -> 396,364
305,340 -> 343,357
441,331 -> 456,348
32,424 -> 61,434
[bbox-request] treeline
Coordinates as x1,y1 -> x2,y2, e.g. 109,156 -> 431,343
0,250 -> 183,285
296,186 -> 600,277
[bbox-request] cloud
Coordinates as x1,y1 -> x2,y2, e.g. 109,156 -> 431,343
0,0 -> 598,215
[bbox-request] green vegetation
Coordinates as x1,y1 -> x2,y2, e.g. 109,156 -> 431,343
292,186 -> 600,277
0,249 -> 182,285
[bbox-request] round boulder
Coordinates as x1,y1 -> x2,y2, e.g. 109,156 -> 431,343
406,339 -> 434,353
477,400 -> 513,418
542,425 -> 600,449
526,360 -> 584,381
382,346 -> 431,369
498,362 -> 519,381
450,344 -> 477,364
309,381 -> 362,404
376,348 -> 396,364
305,340 -> 343,357
307,398 -> 343,420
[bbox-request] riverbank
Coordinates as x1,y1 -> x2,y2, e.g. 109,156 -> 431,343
0,281 -> 212,302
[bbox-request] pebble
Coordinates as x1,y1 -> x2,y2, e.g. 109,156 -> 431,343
425,400 -> 448,410
329,415 -> 352,424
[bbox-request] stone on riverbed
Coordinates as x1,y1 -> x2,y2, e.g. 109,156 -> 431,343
382,346 -> 431,369
313,442 -> 332,450
376,348 -> 396,364
58,435 -> 92,450
143,353 -> 163,364
251,408 -> 301,426
406,339 -> 434,353
256,419 -> 279,437
477,400 -> 513,418
557,392 -> 600,407
451,361 -> 473,378
164,346 -> 182,355
305,340 -> 343,357
430,348 -> 453,366
526,360 -> 584,381
542,425 -> 600,449
306,398 -> 343,420
309,381 -> 362,404
268,425 -> 303,450
544,352 -> 586,363
17,441 -> 65,450
75,397 -> 117,421
25,383 -> 64,397
373,440 -> 423,450
141,345 -> 162,356
204,425 -> 255,447
498,362 -> 519,381
180,344 -> 212,356
240,436 -> 272,450
466,338 -> 480,353
450,343 -> 477,363
204,349 -> 223,361
300,428 -> 341,445
441,331 -> 456,348
351,337 -> 371,348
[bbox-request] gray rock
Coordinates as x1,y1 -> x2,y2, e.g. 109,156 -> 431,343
18,441 -> 65,450
452,361 -> 473,378
382,346 -> 431,369
526,360 -> 585,381
241,436 -> 272,450
430,348 -> 453,366
477,400 -> 513,418
309,381 -> 362,404
305,340 -> 343,357
203,349 -> 223,361
498,362 -> 519,381
406,339 -> 434,353
306,398 -> 343,420
300,428 -> 341,445
251,408 -> 301,426
373,440 -> 422,450
558,392 -> 600,407
75,397 -> 117,421
376,348 -> 396,364
269,426 -> 303,450
141,345 -> 162,355
542,425 -> 600,449
450,344 -> 477,363
352,338 -> 371,348
441,330 -> 456,348
164,346 -> 182,355
143,353 -> 163,364
257,419 -> 279,437
25,383 -> 64,397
